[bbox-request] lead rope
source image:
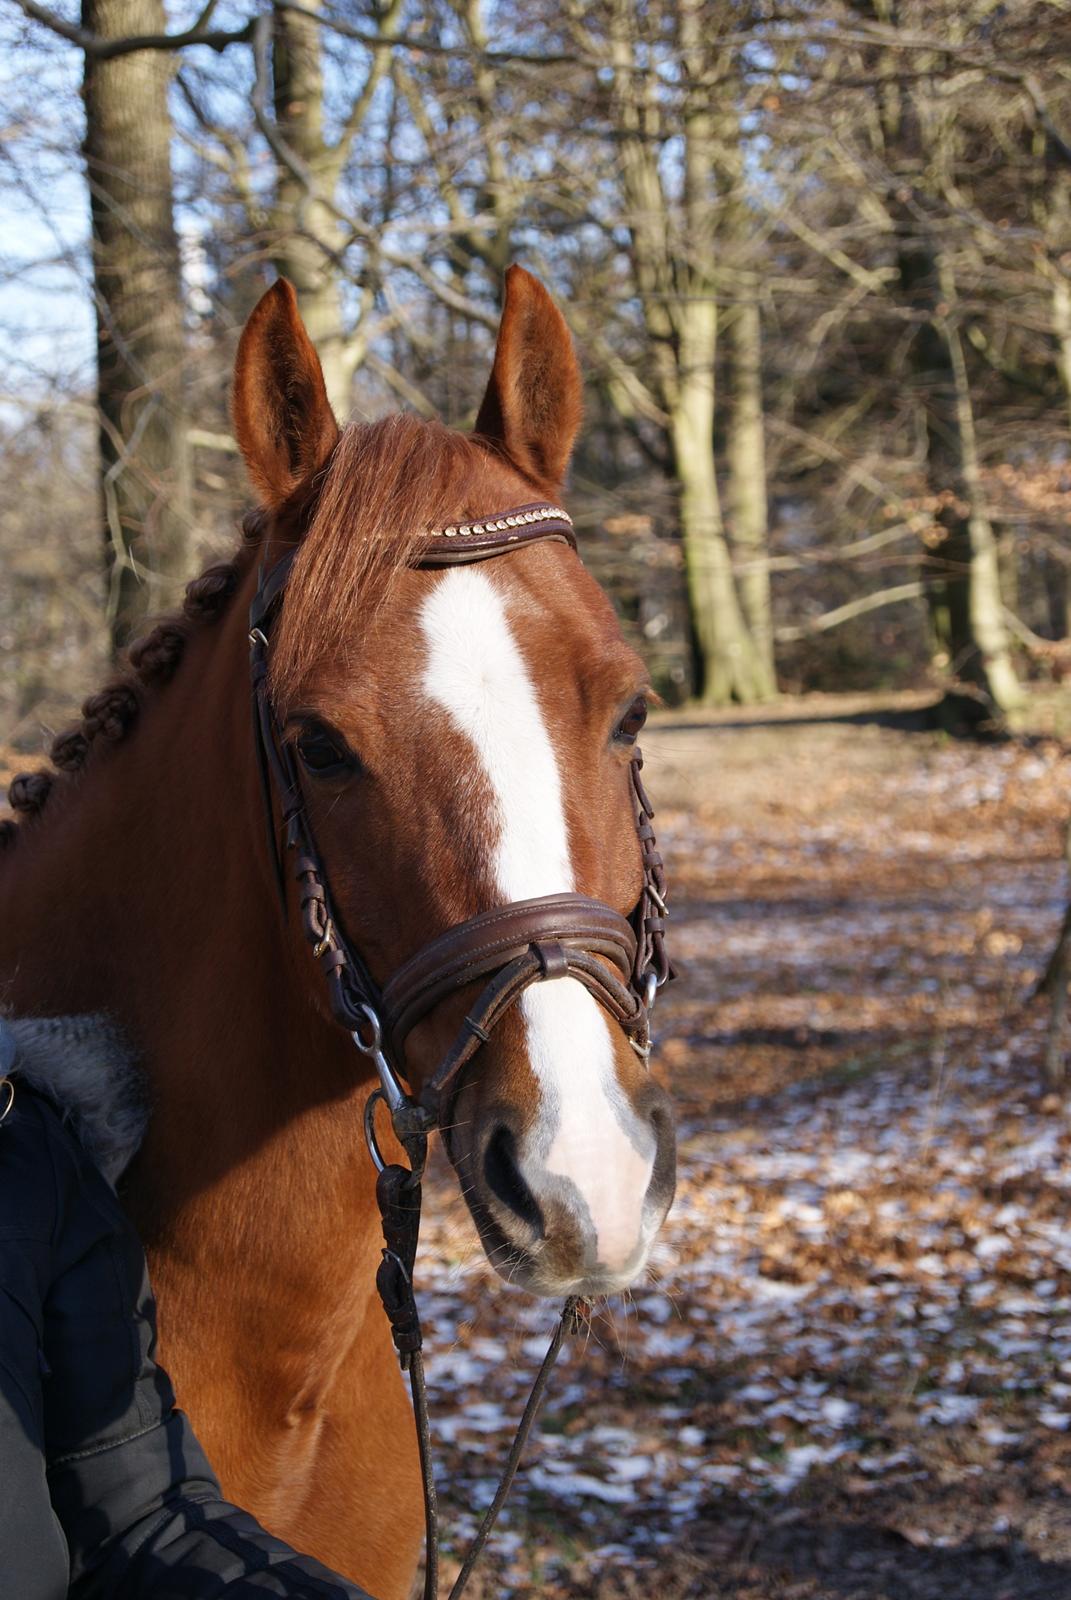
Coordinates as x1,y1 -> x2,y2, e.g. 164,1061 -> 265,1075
444,1297 -> 584,1600
372,1140 -> 585,1600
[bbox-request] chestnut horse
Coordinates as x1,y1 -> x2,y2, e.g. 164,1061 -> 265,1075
0,267 -> 676,1598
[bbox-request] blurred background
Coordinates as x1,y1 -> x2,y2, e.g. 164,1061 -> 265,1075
2,1 -> 1071,1595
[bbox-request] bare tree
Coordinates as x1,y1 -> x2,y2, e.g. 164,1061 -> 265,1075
266,0 -> 403,415
85,0 -> 192,649
868,0 -> 1020,719
1034,820 -> 1071,1091
16,0 -> 194,649
560,0 -> 776,704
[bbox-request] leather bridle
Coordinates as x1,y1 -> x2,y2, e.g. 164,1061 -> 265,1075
248,498 -> 671,1599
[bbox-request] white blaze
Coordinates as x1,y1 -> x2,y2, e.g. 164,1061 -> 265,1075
419,568 -> 654,1273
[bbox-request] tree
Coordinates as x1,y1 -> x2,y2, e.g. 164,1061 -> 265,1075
867,0 -> 1020,718
1034,819 -> 1071,1091
82,0 -> 192,651
563,0 -> 776,704
265,0 -> 403,415
5,0 -> 1069,715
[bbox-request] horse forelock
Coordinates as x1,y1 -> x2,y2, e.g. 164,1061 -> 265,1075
267,414 -> 534,710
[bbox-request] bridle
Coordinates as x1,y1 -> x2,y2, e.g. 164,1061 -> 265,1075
248,498 -> 671,1599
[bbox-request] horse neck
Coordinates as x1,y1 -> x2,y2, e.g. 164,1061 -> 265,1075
0,561 -> 376,1254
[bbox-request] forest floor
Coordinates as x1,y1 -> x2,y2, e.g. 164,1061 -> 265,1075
415,696 -> 1071,1600
3,693 -> 1070,1597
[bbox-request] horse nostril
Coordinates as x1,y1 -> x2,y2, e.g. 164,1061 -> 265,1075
483,1125 -> 544,1236
648,1097 -> 673,1144
641,1085 -> 678,1208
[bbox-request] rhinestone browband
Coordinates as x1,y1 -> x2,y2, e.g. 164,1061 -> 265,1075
428,503 -> 572,539
418,501 -> 577,566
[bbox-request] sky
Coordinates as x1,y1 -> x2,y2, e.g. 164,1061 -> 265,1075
0,11 -> 95,399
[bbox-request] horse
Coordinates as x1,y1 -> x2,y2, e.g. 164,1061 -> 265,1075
0,266 -> 677,1599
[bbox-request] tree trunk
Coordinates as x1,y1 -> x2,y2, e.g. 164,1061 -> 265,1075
82,0 -> 190,653
1044,553 -> 1070,643
1046,174 -> 1071,437
938,261 -> 1021,715
870,3 -> 1019,721
603,0 -> 768,705
268,0 -> 401,417
725,280 -> 777,698
1035,821 -> 1071,1091
271,0 -> 351,416
1054,268 -> 1071,439
897,235 -> 1020,718
671,300 -> 771,706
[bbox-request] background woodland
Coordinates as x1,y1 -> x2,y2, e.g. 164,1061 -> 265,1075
1,0 -> 1069,742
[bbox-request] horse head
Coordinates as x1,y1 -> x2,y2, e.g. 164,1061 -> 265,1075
232,268 -> 676,1299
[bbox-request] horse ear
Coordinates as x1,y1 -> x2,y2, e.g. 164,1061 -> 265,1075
233,279 -> 339,509
474,265 -> 583,494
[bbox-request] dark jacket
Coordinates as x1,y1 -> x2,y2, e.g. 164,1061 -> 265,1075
0,1078 -> 375,1599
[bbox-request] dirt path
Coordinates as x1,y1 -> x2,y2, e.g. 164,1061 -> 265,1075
416,707 -> 1071,1599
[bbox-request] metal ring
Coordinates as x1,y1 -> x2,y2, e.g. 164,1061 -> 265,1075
350,1003 -> 383,1056
0,1077 -> 14,1127
363,1087 -> 388,1173
351,1003 -> 412,1120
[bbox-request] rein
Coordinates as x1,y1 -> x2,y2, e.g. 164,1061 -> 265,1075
248,500 -> 671,1599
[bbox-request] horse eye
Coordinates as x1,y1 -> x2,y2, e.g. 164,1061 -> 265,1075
615,696 -> 648,745
296,728 -> 351,775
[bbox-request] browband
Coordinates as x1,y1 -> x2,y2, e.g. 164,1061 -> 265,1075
251,502 -> 578,639
420,503 -> 575,565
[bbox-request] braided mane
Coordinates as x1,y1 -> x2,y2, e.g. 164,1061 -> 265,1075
2,411 -> 507,848
1,541 -> 256,849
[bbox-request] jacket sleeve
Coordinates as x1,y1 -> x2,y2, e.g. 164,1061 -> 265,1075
52,1408 -> 381,1600
0,1193 -> 71,1600
53,1410 -> 381,1599
1,1085 -> 377,1600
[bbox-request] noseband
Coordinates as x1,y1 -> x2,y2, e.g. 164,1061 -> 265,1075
247,498 -> 671,1599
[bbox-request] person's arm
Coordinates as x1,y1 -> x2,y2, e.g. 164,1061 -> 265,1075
54,1410 -> 377,1599
51,1396 -> 377,1600
0,1238 -> 70,1600
2,1082 -> 377,1600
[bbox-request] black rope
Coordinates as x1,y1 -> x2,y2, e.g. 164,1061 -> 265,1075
409,1350 -> 440,1600
378,1160 -> 584,1600
444,1297 -> 584,1600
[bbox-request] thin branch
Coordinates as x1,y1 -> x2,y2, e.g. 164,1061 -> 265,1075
1002,606 -> 1070,654
12,0 -> 254,57
775,583 -> 925,644
248,12 -> 498,330
732,522 -> 923,577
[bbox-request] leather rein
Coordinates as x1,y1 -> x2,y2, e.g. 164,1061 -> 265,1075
248,500 -> 671,1599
